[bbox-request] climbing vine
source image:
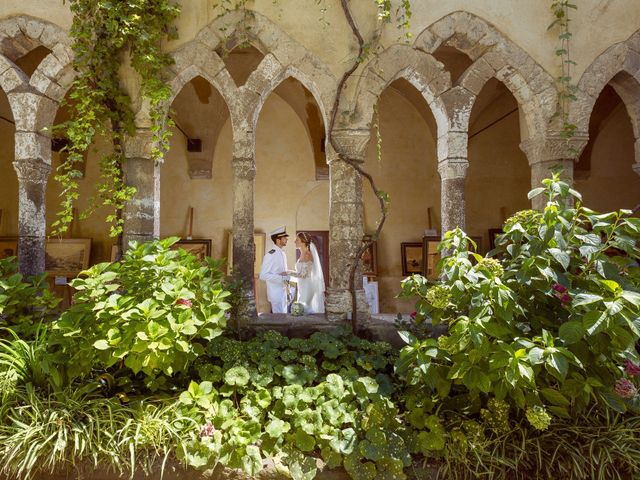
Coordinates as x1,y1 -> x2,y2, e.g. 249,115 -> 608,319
53,0 -> 179,237
549,0 -> 578,143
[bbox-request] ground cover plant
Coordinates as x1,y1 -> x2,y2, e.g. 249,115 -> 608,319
0,177 -> 639,479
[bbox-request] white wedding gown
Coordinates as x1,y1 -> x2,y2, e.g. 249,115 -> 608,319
292,244 -> 325,314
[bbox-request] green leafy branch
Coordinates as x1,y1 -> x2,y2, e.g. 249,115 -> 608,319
53,0 -> 179,237
548,1 -> 578,143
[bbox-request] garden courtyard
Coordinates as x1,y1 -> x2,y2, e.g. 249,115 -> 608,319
1,0 -> 640,478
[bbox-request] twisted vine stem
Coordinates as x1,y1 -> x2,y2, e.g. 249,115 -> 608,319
328,0 -> 393,332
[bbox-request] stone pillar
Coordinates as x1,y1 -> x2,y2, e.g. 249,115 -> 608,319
437,87 -> 474,235
232,129 -> 257,320
326,130 -> 370,323
438,158 -> 468,235
10,89 -> 57,277
13,157 -> 51,277
520,134 -> 588,211
122,130 -> 160,249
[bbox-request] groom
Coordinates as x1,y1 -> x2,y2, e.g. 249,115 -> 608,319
259,226 -> 290,313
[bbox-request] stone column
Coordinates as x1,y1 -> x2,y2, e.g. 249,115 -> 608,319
437,88 -> 474,235
10,89 -> 57,277
520,134 -> 588,211
232,128 -> 257,320
326,130 -> 370,323
13,156 -> 50,277
122,130 -> 160,249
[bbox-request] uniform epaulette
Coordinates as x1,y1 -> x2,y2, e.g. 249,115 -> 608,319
268,249 -> 275,254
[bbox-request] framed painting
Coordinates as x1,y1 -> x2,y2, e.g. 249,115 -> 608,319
173,239 -> 212,261
0,237 -> 18,260
421,236 -> 441,279
488,228 -> 504,250
401,242 -> 424,276
361,234 -> 378,278
227,232 -> 266,277
45,238 -> 92,275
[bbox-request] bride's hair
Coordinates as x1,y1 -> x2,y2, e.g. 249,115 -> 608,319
297,232 -> 312,249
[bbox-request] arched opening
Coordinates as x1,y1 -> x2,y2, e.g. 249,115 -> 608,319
14,46 -> 51,76
219,45 -> 265,87
363,78 -> 439,313
0,84 -> 17,243
575,80 -> 640,212
160,75 -> 232,259
466,78 -> 530,250
255,77 -> 327,314
432,45 -> 473,84
46,90 -> 111,263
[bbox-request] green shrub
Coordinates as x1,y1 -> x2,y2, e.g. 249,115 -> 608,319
176,329 -> 410,479
0,258 -> 60,338
51,237 -> 231,389
398,174 -> 640,424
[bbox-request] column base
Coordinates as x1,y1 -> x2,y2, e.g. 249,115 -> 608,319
325,288 -> 370,324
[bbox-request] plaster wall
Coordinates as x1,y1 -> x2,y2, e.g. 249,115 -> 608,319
0,93 -> 17,237
575,103 -> 640,212
363,86 -> 439,314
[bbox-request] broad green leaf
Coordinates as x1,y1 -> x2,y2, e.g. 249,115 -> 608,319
225,366 -> 250,387
540,387 -> 570,406
558,321 -> 584,344
93,339 -> 110,350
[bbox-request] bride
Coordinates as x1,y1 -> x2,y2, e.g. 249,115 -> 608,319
289,232 -> 325,314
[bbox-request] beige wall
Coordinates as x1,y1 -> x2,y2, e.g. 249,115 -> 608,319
0,92 -> 17,237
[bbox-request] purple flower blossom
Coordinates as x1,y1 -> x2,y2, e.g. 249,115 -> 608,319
560,293 -> 571,304
552,283 -> 568,294
614,378 -> 638,399
200,421 -> 215,438
176,298 -> 192,308
624,360 -> 640,377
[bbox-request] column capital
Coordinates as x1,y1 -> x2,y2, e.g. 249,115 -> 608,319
520,132 -> 589,166
232,157 -> 256,180
12,159 -> 51,183
438,86 -> 475,131
438,158 -> 469,180
123,129 -> 155,159
330,129 -> 371,163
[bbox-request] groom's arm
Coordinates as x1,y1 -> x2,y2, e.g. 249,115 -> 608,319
259,250 -> 289,283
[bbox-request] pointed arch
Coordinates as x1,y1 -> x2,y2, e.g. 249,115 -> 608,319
350,44 -> 451,138
572,30 -> 640,163
416,11 -> 557,139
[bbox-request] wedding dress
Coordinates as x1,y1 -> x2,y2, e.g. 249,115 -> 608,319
292,243 -> 325,314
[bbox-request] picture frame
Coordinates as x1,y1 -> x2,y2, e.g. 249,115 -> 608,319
421,236 -> 441,279
173,239 -> 212,261
488,228 -> 504,250
45,238 -> 92,275
227,232 -> 266,277
0,237 -> 18,260
361,235 -> 378,277
401,242 -> 424,276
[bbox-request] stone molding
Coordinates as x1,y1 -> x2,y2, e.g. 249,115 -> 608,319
520,133 -> 589,166
437,158 -> 469,180
12,159 -> 51,183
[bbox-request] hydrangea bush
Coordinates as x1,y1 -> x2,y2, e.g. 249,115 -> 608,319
50,237 -> 231,390
398,174 -> 640,428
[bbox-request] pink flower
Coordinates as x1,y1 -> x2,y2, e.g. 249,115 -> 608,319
410,311 -> 417,319
200,421 -> 215,438
176,298 -> 192,308
552,283 -> 568,294
614,378 -> 637,399
624,360 -> 640,377
559,293 -> 571,304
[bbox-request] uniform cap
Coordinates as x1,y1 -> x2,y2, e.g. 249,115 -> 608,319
270,226 -> 289,238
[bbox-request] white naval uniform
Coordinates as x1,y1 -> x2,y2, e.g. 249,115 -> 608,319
259,246 -> 290,313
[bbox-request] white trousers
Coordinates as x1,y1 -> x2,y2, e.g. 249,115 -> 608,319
270,293 -> 288,313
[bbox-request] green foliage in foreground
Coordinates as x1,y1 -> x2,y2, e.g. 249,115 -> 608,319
399,174 -> 640,421
0,176 -> 640,479
50,237 -> 230,390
